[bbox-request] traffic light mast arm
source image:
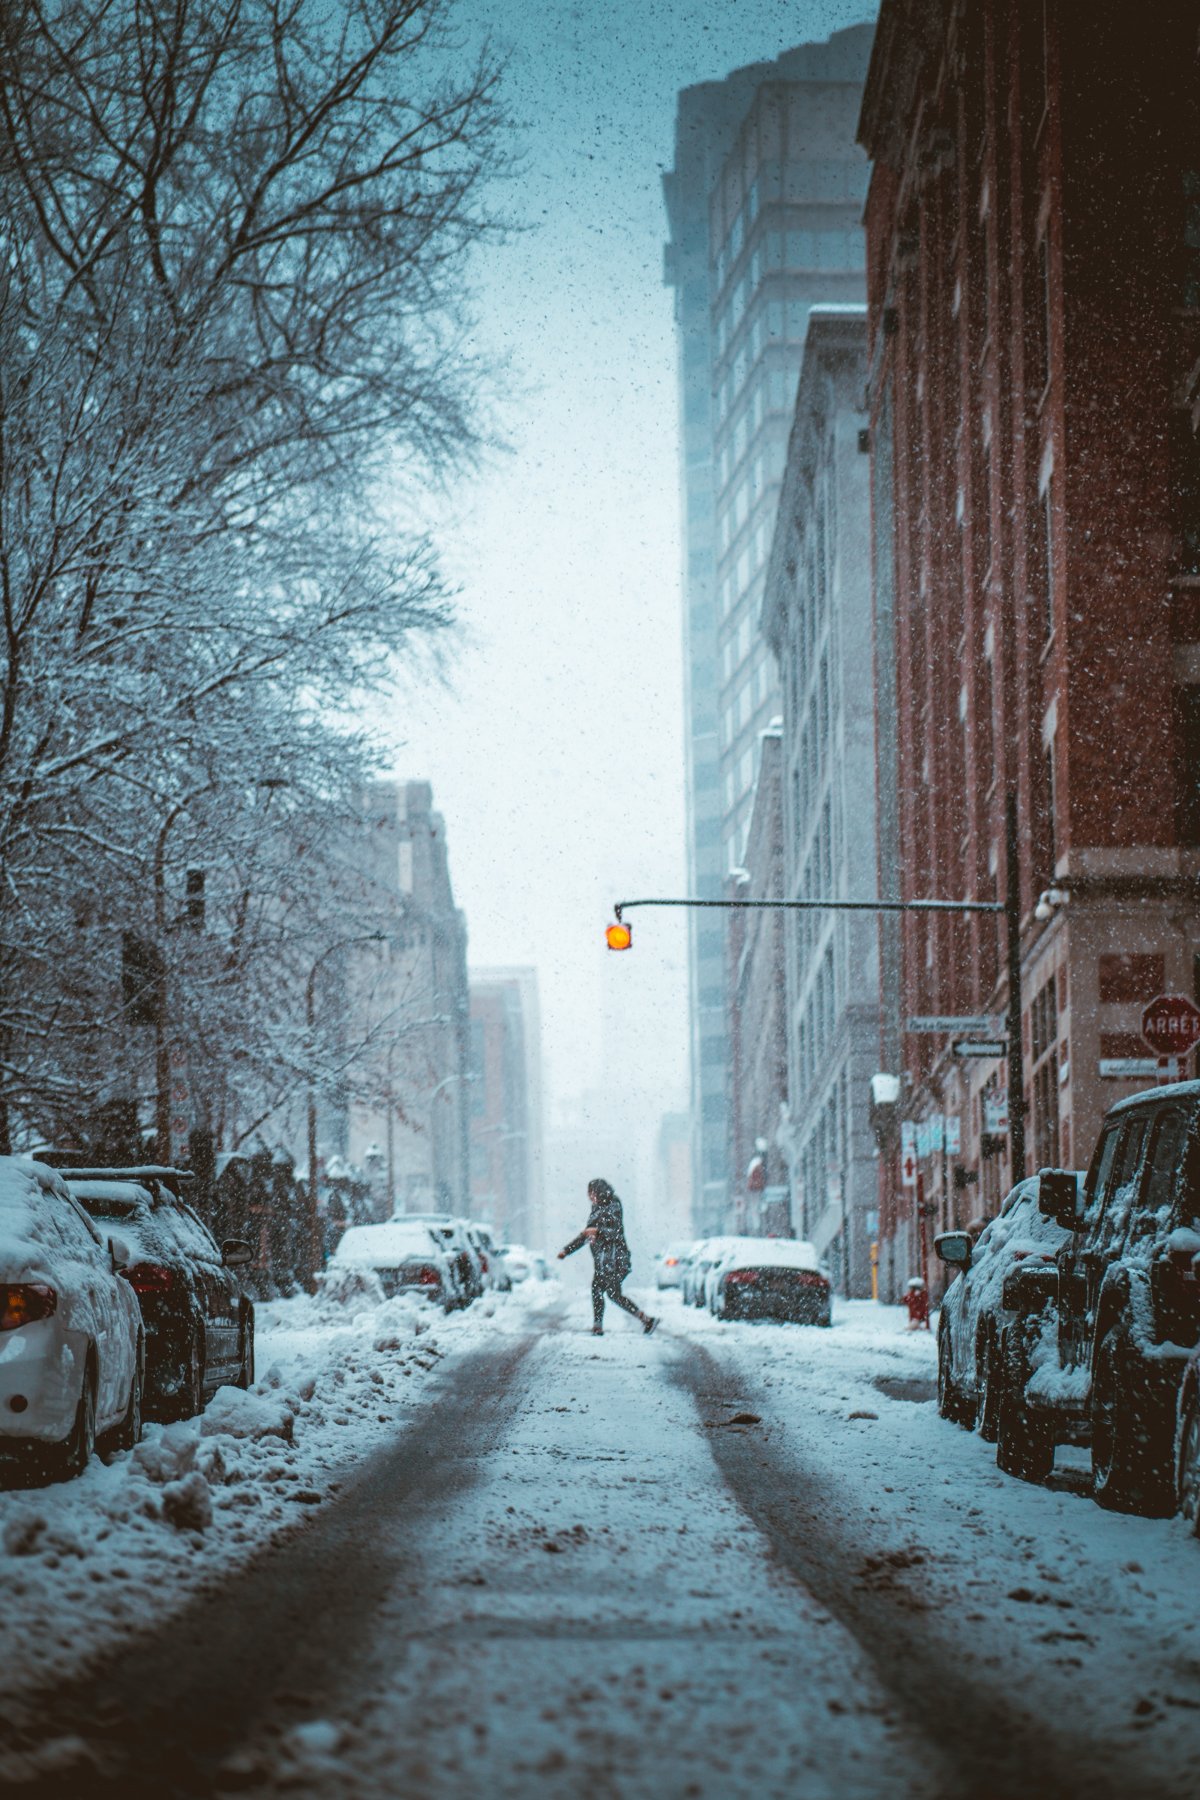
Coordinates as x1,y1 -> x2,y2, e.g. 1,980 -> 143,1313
612,897 -> 1006,919
611,880 -> 1025,1179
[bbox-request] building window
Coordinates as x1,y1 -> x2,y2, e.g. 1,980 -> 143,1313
1177,686 -> 1200,844
1030,974 -> 1059,1171
1044,735 -> 1058,873
1042,482 -> 1056,640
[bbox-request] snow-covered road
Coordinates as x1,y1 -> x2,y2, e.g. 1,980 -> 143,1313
5,1288 -> 1200,1797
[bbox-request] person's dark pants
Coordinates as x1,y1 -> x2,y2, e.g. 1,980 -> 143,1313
593,1271 -> 642,1330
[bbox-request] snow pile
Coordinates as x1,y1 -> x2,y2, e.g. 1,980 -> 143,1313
0,1276 -> 561,1699
0,1155 -> 79,1278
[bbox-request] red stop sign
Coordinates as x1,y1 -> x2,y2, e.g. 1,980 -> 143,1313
1141,994 -> 1200,1056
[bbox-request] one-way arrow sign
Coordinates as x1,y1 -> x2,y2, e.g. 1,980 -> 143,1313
952,1039 -> 1008,1058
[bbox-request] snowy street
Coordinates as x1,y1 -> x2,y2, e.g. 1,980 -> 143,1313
4,1286 -> 1200,1798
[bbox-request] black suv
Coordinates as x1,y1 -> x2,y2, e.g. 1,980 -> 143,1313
1003,1084 -> 1200,1512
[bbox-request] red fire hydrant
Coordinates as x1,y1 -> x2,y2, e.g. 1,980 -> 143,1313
901,1276 -> 929,1330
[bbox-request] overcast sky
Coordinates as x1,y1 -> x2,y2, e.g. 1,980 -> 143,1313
377,0 -> 875,1196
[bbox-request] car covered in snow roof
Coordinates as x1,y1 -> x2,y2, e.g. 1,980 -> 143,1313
708,1236 -> 832,1326
0,1156 -> 143,1479
933,1175 -> 1074,1443
330,1218 -> 462,1311
682,1237 -> 737,1307
64,1169 -> 255,1421
653,1240 -> 694,1289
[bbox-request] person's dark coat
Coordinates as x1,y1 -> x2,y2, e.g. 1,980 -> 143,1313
561,1189 -> 632,1284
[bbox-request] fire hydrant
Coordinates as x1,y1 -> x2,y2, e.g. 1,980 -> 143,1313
901,1276 -> 929,1330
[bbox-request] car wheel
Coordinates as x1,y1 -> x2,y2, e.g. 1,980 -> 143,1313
1091,1327 -> 1175,1516
978,1332 -> 1001,1443
996,1332 -> 1054,1484
235,1313 -> 255,1391
937,1323 -> 972,1428
1177,1386 -> 1200,1534
59,1367 -> 98,1481
110,1349 -> 143,1455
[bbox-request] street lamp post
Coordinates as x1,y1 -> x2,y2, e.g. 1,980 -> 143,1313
305,932 -> 386,1287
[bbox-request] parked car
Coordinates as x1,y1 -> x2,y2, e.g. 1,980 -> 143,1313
398,1214 -> 484,1305
497,1242 -> 533,1283
466,1222 -> 512,1293
683,1238 -> 735,1307
710,1237 -> 832,1325
934,1177 -> 1073,1440
653,1241 -> 692,1289
1005,1083 -> 1200,1511
65,1167 -> 254,1421
0,1156 -> 143,1479
330,1219 -> 461,1311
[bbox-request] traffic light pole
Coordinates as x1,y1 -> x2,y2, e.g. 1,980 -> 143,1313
612,875 -> 1027,1180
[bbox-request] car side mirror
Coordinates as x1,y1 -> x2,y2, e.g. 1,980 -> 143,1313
1037,1169 -> 1079,1227
108,1234 -> 131,1270
934,1230 -> 973,1269
222,1237 -> 254,1269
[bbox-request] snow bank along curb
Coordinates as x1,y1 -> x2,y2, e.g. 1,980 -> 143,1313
2,1278 -> 561,1702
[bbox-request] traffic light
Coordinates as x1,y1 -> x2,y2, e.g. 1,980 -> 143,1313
605,920 -> 632,951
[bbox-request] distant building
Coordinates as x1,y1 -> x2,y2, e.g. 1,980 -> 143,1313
726,727 -> 789,1235
468,968 -> 544,1247
858,3 -> 1200,1295
344,781 -> 470,1218
654,1112 -> 693,1246
763,308 -> 879,1293
663,25 -> 874,1233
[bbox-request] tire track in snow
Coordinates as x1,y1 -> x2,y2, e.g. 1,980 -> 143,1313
673,1339 -> 1167,1800
0,1328 -> 546,1797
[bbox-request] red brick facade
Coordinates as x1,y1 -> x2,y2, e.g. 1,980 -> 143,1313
859,1 -> 1200,1279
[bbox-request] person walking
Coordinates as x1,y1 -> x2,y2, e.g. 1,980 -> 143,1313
558,1178 -> 658,1336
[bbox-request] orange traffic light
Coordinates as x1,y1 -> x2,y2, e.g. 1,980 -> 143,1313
605,921 -> 632,951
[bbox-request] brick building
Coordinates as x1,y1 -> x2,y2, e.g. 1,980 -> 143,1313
859,2 -> 1200,1295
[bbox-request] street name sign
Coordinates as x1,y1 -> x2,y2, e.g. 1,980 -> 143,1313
952,1039 -> 1007,1058
1141,994 -> 1200,1058
1099,1057 -> 1179,1081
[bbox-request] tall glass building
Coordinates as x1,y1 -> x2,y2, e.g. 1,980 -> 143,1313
663,25 -> 873,1231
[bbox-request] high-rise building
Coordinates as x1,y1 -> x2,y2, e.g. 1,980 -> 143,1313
763,307 -> 879,1294
467,968 -> 544,1247
662,25 -> 874,1232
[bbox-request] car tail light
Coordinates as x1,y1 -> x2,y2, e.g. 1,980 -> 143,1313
125,1263 -> 178,1295
793,1271 -> 828,1289
664,1257 -> 679,1267
479,1254 -> 489,1274
725,1270 -> 758,1284
413,1266 -> 442,1287
0,1283 -> 57,1331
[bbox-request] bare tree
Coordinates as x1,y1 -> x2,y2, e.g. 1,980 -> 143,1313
0,0 -> 509,1147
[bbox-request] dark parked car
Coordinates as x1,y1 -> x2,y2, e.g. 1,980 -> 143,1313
934,1177 -> 1072,1441
64,1167 -> 254,1421
710,1237 -> 832,1325
1003,1083 -> 1200,1511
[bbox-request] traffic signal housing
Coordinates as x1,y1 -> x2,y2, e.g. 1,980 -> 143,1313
605,920 -> 632,951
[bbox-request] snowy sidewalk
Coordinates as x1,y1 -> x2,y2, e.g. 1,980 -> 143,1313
1,1279 -> 561,1707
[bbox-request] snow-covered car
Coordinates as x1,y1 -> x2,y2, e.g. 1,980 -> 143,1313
331,1219 -> 461,1311
682,1238 -> 735,1307
399,1214 -> 484,1304
1009,1088 -> 1200,1509
710,1237 -> 832,1325
933,1175 -> 1073,1442
0,1156 -> 143,1479
653,1241 -> 693,1289
497,1242 -> 533,1282
66,1169 -> 255,1421
466,1221 -> 512,1293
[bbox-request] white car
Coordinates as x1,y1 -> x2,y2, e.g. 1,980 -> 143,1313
653,1241 -> 693,1289
330,1219 -> 461,1311
709,1236 -> 833,1326
0,1156 -> 143,1478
